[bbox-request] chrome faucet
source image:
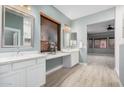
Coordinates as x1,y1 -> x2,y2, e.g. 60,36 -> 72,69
49,42 -> 57,54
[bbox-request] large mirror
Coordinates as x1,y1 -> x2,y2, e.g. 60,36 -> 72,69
63,24 -> 78,48
63,31 -> 70,48
63,25 -> 71,48
63,31 -> 77,48
2,6 -> 34,48
70,32 -> 77,48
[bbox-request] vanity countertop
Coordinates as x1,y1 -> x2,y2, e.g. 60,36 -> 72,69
46,52 -> 70,60
0,53 -> 46,65
62,48 -> 79,53
0,49 -> 79,65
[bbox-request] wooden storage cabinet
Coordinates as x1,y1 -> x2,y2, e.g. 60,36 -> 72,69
0,57 -> 46,87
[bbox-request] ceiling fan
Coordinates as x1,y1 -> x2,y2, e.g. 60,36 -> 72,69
107,25 -> 114,31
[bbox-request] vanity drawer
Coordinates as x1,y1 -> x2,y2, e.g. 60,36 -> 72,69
37,58 -> 45,64
12,60 -> 36,70
0,64 -> 11,74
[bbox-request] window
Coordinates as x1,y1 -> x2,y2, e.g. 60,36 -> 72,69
94,38 -> 107,48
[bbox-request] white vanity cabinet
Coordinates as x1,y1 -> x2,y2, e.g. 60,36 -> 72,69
0,56 -> 46,87
63,49 -> 79,67
0,69 -> 26,87
71,51 -> 79,67
27,58 -> 46,87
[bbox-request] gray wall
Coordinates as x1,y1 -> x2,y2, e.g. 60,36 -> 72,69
88,48 -> 114,54
114,6 -> 124,76
119,44 -> 124,86
71,8 -> 115,63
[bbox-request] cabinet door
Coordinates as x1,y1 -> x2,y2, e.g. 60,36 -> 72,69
75,51 -> 79,64
0,69 -> 26,87
26,63 -> 46,87
71,51 -> 79,67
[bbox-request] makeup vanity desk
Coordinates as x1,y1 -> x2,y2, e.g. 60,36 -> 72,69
46,48 -> 79,68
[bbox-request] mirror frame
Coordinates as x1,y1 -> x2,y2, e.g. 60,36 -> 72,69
1,5 -> 34,48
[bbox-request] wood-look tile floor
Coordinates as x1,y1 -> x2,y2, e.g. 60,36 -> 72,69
45,55 -> 121,87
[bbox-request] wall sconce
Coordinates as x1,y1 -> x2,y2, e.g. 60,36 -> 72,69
63,24 -> 71,32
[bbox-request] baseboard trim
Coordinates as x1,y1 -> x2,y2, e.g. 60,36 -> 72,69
79,62 -> 87,66
46,65 -> 63,75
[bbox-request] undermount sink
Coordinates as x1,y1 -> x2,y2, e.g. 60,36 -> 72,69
14,53 -> 24,57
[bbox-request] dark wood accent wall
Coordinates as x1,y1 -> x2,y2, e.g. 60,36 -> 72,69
40,13 -> 61,52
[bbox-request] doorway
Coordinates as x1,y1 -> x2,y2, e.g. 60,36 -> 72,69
87,19 -> 115,69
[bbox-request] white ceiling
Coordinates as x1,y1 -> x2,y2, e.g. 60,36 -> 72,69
53,5 -> 115,20
87,20 -> 114,33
